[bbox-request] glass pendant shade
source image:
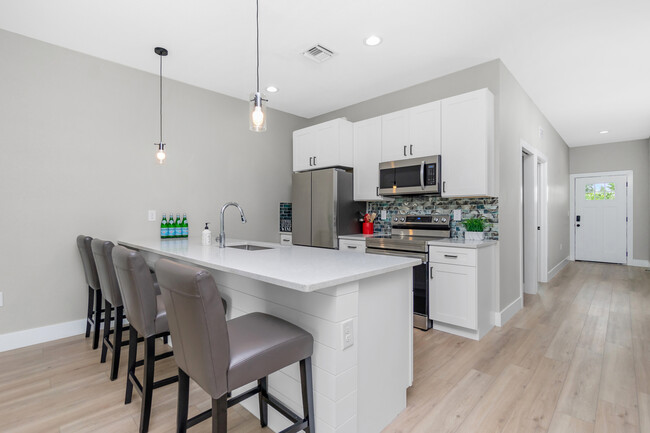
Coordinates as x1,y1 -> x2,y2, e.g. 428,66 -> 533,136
155,142 -> 166,164
249,92 -> 267,132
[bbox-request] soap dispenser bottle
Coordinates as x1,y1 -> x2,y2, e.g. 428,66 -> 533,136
202,223 -> 212,246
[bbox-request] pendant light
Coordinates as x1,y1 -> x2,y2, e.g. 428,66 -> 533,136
249,0 -> 267,132
154,46 -> 168,164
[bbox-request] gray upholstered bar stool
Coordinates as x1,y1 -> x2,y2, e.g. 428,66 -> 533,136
76,235 -> 104,350
112,246 -> 179,433
155,259 -> 316,433
91,238 -> 135,380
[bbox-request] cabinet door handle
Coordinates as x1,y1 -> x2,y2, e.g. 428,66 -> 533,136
347,245 -> 358,249
313,156 -> 317,166
420,161 -> 425,190
309,157 -> 313,166
443,181 -> 446,193
376,186 -> 379,196
444,254 -> 458,258
410,144 -> 413,155
403,145 -> 407,156
430,266 -> 434,279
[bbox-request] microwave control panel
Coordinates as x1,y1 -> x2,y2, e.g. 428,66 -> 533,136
425,163 -> 437,185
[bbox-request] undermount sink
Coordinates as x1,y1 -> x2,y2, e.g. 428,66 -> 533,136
227,244 -> 273,251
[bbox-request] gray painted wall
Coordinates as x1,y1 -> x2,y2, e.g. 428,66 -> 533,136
310,60 -> 570,312
0,29 -> 307,334
569,139 -> 650,261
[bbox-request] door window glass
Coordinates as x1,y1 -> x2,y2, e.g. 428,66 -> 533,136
585,182 -> 615,200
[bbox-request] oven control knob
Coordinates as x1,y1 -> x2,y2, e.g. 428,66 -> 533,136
433,217 -> 439,223
441,218 -> 447,223
393,217 -> 399,222
399,217 -> 406,222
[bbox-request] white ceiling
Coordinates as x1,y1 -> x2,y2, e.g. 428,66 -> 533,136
1,0 -> 649,147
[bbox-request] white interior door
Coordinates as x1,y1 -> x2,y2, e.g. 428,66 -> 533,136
575,175 -> 627,263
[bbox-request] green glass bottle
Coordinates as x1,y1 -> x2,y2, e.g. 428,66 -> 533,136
160,213 -> 168,239
174,213 -> 182,238
181,213 -> 188,238
168,211 -> 175,238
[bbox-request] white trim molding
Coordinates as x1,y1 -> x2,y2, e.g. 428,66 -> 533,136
0,319 -> 86,353
494,296 -> 523,327
570,171 -> 633,265
547,256 -> 570,281
629,259 -> 650,268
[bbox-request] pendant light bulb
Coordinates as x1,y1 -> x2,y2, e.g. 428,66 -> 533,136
154,47 -> 168,164
249,0 -> 267,132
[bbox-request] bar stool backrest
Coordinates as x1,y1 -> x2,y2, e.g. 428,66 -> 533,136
76,235 -> 100,291
112,246 -> 158,338
155,259 -> 230,399
91,239 -> 123,307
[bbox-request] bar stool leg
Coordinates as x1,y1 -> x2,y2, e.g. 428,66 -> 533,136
177,368 -> 190,433
85,286 -> 94,338
300,357 -> 315,433
110,306 -> 124,381
125,327 -> 138,404
100,299 -> 113,363
140,336 -> 156,433
92,289 -> 102,349
211,395 -> 228,433
258,377 -> 268,427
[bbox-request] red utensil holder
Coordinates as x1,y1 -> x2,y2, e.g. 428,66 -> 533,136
362,222 -> 374,234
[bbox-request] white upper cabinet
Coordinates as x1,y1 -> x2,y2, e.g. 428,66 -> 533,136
293,118 -> 353,172
381,100 -> 441,162
353,117 -> 387,201
441,88 -> 495,197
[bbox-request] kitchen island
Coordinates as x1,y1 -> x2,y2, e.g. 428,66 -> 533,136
118,237 -> 419,433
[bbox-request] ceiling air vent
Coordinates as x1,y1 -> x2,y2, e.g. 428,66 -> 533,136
302,44 -> 334,63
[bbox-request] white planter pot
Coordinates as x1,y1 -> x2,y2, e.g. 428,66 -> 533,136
464,231 -> 485,241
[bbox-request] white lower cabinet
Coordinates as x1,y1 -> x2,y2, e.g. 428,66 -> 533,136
338,238 -> 366,253
428,244 -> 495,340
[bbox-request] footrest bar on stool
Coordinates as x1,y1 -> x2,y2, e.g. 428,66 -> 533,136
278,420 -> 309,433
187,408 -> 213,429
227,386 -> 260,407
153,375 -> 179,389
266,393 -> 302,423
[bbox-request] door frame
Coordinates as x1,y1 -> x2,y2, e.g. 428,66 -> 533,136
569,170 -> 633,265
520,140 -> 549,295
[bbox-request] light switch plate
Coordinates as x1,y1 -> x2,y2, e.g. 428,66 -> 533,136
148,210 -> 157,221
453,209 -> 462,221
381,210 -> 387,220
341,319 -> 354,350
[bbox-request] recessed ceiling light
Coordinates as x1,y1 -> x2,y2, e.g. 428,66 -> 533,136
364,35 -> 382,46
600,130 -> 609,134
266,86 -> 278,93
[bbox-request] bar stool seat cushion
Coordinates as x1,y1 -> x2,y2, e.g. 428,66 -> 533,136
226,312 -> 313,391
154,296 -> 169,335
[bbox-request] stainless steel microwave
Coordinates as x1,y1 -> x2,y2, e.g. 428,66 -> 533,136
378,155 -> 441,196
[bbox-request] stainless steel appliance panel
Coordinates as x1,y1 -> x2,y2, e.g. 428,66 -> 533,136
336,170 -> 363,240
378,155 -> 441,196
291,171 -> 312,247
311,169 -> 337,248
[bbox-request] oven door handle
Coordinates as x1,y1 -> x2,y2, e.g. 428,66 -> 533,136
420,160 -> 425,190
366,248 -> 426,263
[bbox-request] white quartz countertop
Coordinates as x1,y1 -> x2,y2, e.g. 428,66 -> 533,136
427,238 -> 498,249
118,237 -> 419,293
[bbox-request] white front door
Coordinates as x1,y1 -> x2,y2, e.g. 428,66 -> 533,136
575,175 -> 627,263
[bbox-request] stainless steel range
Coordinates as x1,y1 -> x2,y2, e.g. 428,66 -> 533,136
366,214 -> 450,330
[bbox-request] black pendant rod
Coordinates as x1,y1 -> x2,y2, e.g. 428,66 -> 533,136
154,47 -> 168,144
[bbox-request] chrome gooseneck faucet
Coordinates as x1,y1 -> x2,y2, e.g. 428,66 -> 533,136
218,202 -> 247,248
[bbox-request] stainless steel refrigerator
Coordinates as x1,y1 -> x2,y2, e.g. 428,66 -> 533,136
292,168 -> 363,248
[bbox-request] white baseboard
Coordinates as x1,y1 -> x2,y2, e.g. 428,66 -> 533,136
547,256 -> 570,282
0,319 -> 86,353
494,296 -> 523,327
629,259 -> 650,268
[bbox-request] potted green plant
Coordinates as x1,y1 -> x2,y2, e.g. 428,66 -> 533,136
462,217 -> 487,241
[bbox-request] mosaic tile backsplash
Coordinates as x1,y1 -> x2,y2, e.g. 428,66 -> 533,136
367,196 -> 499,240
279,202 -> 292,232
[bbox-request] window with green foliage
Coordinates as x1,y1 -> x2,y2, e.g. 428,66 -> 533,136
585,182 -> 615,200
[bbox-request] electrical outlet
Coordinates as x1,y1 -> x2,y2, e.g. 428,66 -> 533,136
453,209 -> 462,221
148,210 -> 157,221
381,210 -> 387,220
0,292 -> 4,307
341,319 -> 354,350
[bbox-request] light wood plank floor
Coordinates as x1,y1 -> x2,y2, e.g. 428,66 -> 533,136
0,261 -> 648,433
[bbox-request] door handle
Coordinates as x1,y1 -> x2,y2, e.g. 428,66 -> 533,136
376,186 -> 379,196
430,266 -> 434,279
403,145 -> 407,157
443,181 -> 446,193
309,157 -> 313,166
444,254 -> 458,258
577,224 -> 581,227
410,144 -> 413,155
347,245 -> 358,249
313,156 -> 317,166
420,161 -> 425,190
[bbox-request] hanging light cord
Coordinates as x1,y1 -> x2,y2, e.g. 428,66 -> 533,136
256,0 -> 260,93
159,53 -> 163,144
